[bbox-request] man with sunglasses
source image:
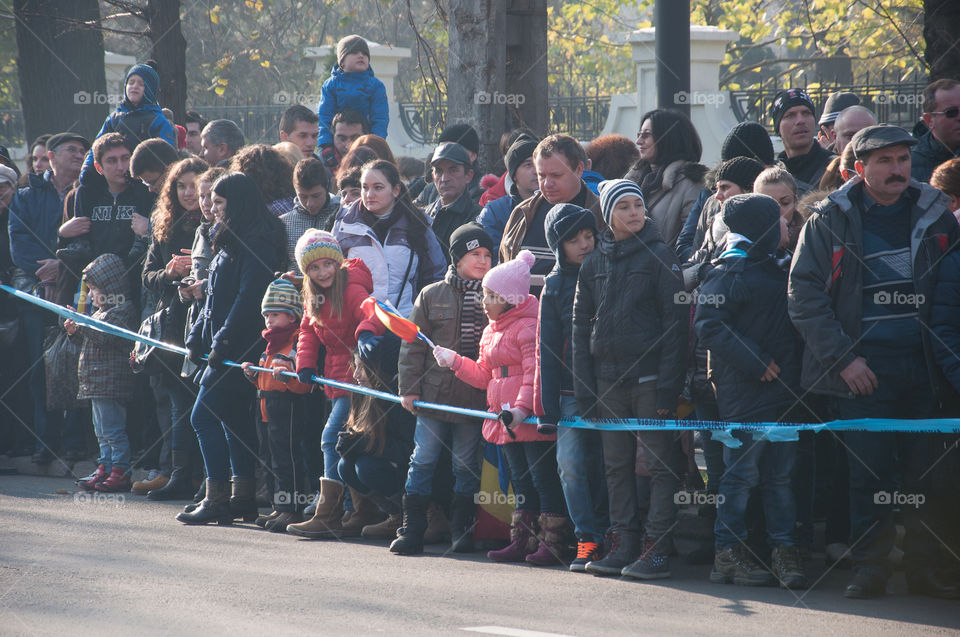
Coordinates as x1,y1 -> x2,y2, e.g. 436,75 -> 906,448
913,79 -> 960,182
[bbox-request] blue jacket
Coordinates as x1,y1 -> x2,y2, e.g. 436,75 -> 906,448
317,66 -> 389,147
83,99 -> 176,171
931,249 -> 960,394
476,189 -> 523,262
694,201 -> 802,422
186,233 -> 281,387
911,130 -> 959,183
582,170 -> 603,195
8,170 -> 64,274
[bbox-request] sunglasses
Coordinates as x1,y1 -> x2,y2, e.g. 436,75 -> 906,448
931,106 -> 960,119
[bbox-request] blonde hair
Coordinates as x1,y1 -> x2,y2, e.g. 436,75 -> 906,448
753,166 -> 797,196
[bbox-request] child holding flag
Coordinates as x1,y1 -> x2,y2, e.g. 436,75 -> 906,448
286,230 -> 384,539
392,223 -> 492,555
434,249 -> 569,566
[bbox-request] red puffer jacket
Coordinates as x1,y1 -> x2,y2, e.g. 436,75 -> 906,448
296,258 -> 383,398
452,295 -> 555,445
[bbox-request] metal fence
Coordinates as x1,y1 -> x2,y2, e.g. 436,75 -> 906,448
730,72 -> 928,133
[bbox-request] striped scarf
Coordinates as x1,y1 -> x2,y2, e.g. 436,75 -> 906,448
445,265 -> 485,359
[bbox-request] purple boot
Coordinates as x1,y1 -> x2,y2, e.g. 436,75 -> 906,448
487,509 -> 538,562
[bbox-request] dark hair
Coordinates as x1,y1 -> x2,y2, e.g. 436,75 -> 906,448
635,109 -> 703,169
397,156 -> 425,181
212,172 -> 288,270
349,134 -> 396,165
198,166 -> 228,185
339,146 -> 379,173
337,165 -> 362,191
533,134 -> 587,171
202,119 -> 245,154
923,79 -> 960,114
228,144 -> 294,203
184,110 -> 208,128
586,134 -> 640,179
931,158 -> 960,199
293,157 -> 329,191
332,108 -> 370,133
499,127 -> 537,158
360,159 -> 430,262
92,132 -> 128,165
153,157 -> 208,243
280,104 -> 319,135
130,138 -> 179,176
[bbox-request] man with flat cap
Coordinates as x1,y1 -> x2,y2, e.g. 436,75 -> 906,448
424,142 -> 481,261
788,124 -> 960,600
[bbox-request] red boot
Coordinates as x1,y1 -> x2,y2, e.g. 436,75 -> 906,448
77,464 -> 108,491
487,510 -> 538,562
95,467 -> 131,492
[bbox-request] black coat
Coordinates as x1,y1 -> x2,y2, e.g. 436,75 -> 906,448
572,220 -> 688,414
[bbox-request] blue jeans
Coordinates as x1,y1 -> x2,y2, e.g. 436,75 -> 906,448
339,454 -> 404,497
404,414 -> 482,498
833,348 -> 938,578
191,379 -> 256,481
556,395 -> 608,542
715,430 -> 797,550
320,396 -> 351,481
91,398 -> 130,470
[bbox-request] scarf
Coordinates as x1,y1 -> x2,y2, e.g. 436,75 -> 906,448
360,206 -> 401,246
262,322 -> 299,357
638,164 -> 667,202
445,265 -> 485,360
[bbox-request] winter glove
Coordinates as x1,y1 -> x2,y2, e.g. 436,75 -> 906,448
433,345 -> 459,368
320,144 -> 338,170
206,348 -> 226,371
187,345 -> 205,366
536,417 -> 558,435
497,407 -> 527,440
297,367 -> 317,385
335,430 -> 366,462
356,331 -> 382,360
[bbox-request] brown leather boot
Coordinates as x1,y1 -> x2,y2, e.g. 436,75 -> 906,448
423,501 -> 451,544
340,488 -> 385,537
285,478 -> 345,539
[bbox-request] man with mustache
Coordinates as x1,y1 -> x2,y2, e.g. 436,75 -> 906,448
788,125 -> 960,600
772,89 -> 835,194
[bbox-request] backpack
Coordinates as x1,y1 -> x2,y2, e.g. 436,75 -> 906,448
113,108 -> 157,152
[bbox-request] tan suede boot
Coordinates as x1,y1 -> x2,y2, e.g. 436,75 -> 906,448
286,478 -> 345,539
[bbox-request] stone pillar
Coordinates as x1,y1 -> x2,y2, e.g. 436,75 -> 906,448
104,51 -> 137,99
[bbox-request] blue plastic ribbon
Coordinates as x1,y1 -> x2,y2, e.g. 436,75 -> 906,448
6,283 -> 960,449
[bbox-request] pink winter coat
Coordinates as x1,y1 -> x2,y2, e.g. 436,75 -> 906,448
452,295 -> 556,445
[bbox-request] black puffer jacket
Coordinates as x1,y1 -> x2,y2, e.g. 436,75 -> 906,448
572,218 -> 688,413
694,194 -> 802,422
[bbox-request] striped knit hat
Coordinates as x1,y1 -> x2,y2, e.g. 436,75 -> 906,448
295,229 -> 343,275
261,279 -> 303,320
598,179 -> 645,227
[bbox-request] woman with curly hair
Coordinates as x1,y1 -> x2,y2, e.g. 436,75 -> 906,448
229,143 -> 296,216
140,156 -> 208,501
586,134 -> 639,180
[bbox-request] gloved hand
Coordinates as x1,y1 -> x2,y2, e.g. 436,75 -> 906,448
356,331 -> 382,359
206,348 -> 226,370
496,408 -> 520,439
297,367 -> 317,385
433,345 -> 458,368
536,417 -> 558,435
320,145 -> 338,170
187,345 -> 205,366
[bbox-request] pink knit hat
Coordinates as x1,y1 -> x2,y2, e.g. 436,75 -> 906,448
482,249 -> 535,306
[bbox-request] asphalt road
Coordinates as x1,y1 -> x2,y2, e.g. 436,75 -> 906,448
1,475 -> 958,637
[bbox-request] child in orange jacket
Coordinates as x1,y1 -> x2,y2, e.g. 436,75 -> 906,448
241,278 -> 313,532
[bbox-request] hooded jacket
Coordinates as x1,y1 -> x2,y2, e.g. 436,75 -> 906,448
787,177 -> 959,398
533,205 -> 595,423
72,253 -> 139,400
316,66 -> 389,147
572,219 -> 689,414
452,295 -> 554,445
911,129 -> 960,183
295,258 -> 384,399
83,87 -> 175,172
694,196 -> 803,422
333,199 -> 446,317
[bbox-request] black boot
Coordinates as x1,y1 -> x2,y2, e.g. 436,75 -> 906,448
449,494 -> 477,553
181,479 -> 207,513
176,478 -> 232,525
390,493 -> 429,555
147,449 -> 195,500
229,476 -> 259,522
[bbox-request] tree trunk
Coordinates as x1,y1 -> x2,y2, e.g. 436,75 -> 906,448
506,0 -> 548,137
924,0 -> 960,81
446,0 -> 506,174
145,0 -> 187,122
14,0 -> 107,143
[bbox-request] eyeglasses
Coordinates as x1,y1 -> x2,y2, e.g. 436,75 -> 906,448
930,107 -> 960,119
636,131 -> 654,140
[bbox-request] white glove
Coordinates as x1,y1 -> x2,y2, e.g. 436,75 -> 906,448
433,345 -> 458,368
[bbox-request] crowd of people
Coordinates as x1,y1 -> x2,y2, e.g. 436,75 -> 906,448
2,34 -> 960,601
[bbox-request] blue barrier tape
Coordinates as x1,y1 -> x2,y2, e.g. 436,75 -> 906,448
6,283 -> 960,449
